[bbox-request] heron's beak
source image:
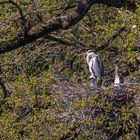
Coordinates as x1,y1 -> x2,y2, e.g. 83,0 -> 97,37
78,52 -> 86,57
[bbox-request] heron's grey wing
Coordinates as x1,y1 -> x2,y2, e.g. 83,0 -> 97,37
91,56 -> 104,77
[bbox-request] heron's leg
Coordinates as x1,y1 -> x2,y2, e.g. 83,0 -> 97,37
90,75 -> 94,78
89,67 -> 95,78
100,78 -> 105,87
98,78 -> 103,87
97,77 -> 102,87
91,77 -> 97,87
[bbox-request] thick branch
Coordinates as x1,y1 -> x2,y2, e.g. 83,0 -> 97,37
0,0 -> 137,54
45,35 -> 72,46
0,81 -> 8,98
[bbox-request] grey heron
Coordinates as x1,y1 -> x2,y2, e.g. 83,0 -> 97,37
86,50 -> 104,87
114,60 -> 123,87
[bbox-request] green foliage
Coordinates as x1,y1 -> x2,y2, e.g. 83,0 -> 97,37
0,0 -> 140,139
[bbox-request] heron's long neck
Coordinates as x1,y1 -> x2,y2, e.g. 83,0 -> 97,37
86,54 -> 95,64
114,65 -> 120,85
86,56 -> 91,64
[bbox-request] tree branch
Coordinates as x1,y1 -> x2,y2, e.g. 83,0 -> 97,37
45,35 -> 72,46
0,0 -> 137,54
96,27 -> 126,51
0,81 -> 8,98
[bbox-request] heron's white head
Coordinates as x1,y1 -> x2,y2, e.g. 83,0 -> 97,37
86,50 -> 97,64
79,50 -> 96,62
86,50 -> 96,58
86,50 -> 93,54
79,50 -> 93,57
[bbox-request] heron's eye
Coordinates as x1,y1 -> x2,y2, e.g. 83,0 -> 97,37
89,55 -> 92,60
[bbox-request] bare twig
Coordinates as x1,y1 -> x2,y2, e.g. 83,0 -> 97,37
96,27 -> 126,51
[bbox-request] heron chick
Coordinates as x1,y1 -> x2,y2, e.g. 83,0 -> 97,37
86,50 -> 104,87
114,59 -> 123,87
